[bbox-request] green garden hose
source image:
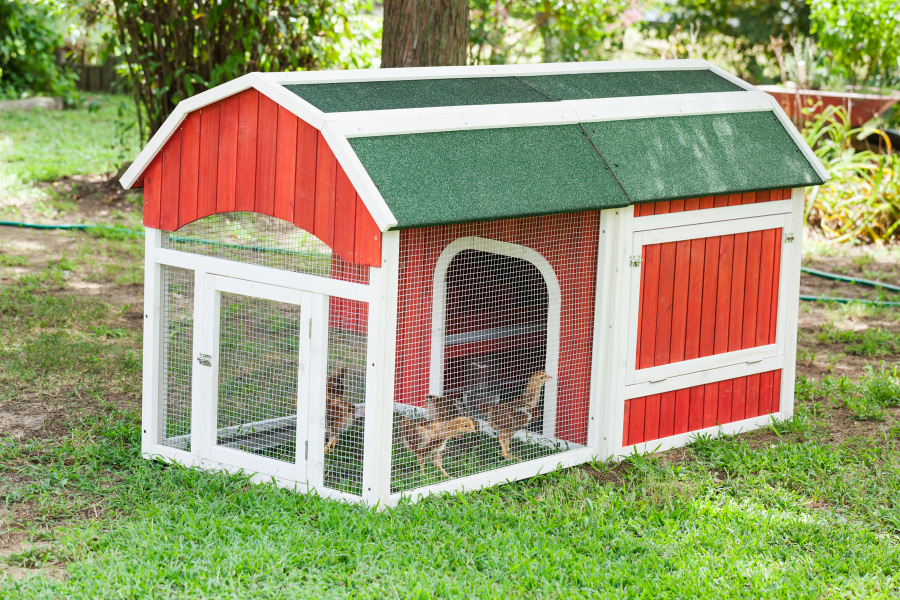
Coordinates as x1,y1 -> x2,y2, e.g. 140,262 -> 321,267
1,220 -> 899,307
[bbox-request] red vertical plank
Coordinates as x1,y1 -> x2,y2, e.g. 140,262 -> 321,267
629,397 -> 646,446
313,132 -> 337,247
759,371 -> 774,416
684,238 -> 705,430
684,198 -> 700,211
654,201 -> 671,215
255,94 -> 279,216
656,241 -> 677,437
333,165 -> 357,263
741,192 -> 755,205
673,389 -> 691,435
635,246 -> 646,366
755,229 -> 778,416
235,89 -> 259,212
699,196 -> 715,210
669,199 -> 685,213
273,106 -> 298,222
142,156 -> 162,228
727,193 -> 742,206
216,94 -> 240,214
715,234 -> 735,423
770,228 -> 783,345
743,230 -> 763,417
713,195 -> 728,208
658,392 -> 677,439
177,113 -> 201,228
755,189 -> 771,204
688,387 -> 705,432
700,236 -> 720,428
197,104 -> 220,219
294,120 -> 319,232
354,196 -> 382,267
644,394 -> 661,442
159,128 -> 182,231
772,370 -> 782,413
639,244 -> 661,369
669,239 -> 691,435
622,402 -> 631,447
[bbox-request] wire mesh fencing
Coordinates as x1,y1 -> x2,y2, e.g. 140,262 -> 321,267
391,214 -> 599,493
160,265 -> 194,450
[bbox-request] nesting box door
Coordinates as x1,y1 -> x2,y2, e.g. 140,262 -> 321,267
193,275 -> 325,482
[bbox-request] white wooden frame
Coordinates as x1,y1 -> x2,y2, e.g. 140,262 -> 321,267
429,236 -> 562,437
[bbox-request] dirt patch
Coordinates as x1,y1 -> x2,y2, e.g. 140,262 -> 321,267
0,541 -> 67,582
1,174 -> 142,226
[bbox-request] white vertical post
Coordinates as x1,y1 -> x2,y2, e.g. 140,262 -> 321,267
779,188 -> 805,420
304,293 -> 328,489
142,228 -> 164,456
361,231 -> 400,507
191,272 -> 216,459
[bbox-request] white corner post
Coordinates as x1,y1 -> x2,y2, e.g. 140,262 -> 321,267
591,207 -> 635,460
142,228 -> 164,456
779,188 -> 805,421
361,230 -> 400,508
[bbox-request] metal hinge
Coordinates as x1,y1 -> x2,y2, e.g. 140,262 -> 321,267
309,319 -> 312,338
304,441 -> 309,460
629,255 -> 642,267
197,353 -> 211,367
784,232 -> 795,244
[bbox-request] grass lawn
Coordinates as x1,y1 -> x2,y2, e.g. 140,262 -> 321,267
1,98 -> 900,598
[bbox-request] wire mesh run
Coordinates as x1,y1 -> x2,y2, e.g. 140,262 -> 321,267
165,212 -> 369,283
215,292 -> 303,464
323,299 -> 368,496
391,214 -> 599,493
160,265 -> 194,450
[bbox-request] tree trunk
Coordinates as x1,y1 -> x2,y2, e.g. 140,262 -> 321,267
381,0 -> 468,68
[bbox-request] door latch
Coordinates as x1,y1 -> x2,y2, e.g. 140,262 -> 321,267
629,255 -> 642,268
197,353 -> 212,367
784,232 -> 795,244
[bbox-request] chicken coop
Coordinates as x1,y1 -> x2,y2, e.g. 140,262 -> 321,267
122,60 -> 827,507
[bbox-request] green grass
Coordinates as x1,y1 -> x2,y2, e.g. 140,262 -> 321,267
0,95 -> 139,196
817,323 -> 900,357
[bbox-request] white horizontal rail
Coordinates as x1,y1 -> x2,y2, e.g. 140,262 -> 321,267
631,344 -> 777,385
624,355 -> 784,399
154,248 -> 373,303
639,213 -> 788,246
633,200 -> 792,231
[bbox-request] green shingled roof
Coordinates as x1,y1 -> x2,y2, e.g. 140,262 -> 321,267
350,112 -> 825,230
285,69 -> 742,113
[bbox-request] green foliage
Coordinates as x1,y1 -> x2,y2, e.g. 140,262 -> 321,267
804,106 -> 900,243
0,0 -> 77,100
469,0 -> 639,64
85,0 -> 378,141
797,366 -> 900,421
642,0 -> 810,82
810,0 -> 900,88
818,324 -> 900,357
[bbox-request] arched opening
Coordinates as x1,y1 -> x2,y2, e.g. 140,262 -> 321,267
431,237 -> 561,436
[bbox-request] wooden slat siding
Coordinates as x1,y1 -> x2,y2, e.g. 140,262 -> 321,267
669,199 -> 685,213
764,229 -> 784,415
235,89 -> 259,212
143,156 -> 162,227
743,222 -> 763,417
197,103 -> 220,221
294,120 -> 318,232
655,241 -> 677,440
633,190 -> 789,215
755,225 -> 778,416
273,105 -> 298,223
685,237 -> 706,431
637,244 -> 661,369
333,165 -> 357,263
670,240 -> 691,435
159,127 -> 182,232
773,370 -> 782,414
623,369 -> 783,445
354,195 -> 381,267
684,197 -> 700,211
715,234 -> 735,423
178,113 -> 201,227
254,95 -> 279,216
216,94 -> 240,214
700,234 -> 720,428
313,131 -> 337,248
629,395 -> 647,446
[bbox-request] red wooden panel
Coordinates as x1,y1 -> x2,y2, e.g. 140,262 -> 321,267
741,192 -> 755,205
273,106 -> 298,223
216,94 -> 240,214
197,104 -> 220,220
638,244 -> 661,369
629,396 -> 646,446
718,378 -> 733,424
759,371 -> 774,416
333,164 -> 357,263
773,370 -> 782,413
699,196 -> 715,210
655,242 -> 676,367
684,198 -> 700,211
700,236 -> 720,428
622,403 -> 631,447
159,127 -> 182,231
714,234 -> 734,424
313,132 -> 337,247
769,228 -> 782,345
659,391 -> 676,438
756,229 -> 778,347
688,386 -> 705,432
644,394 -> 661,442
728,233 -> 749,352
669,240 -> 690,436
294,120 -> 319,232
684,239 -> 705,360
178,112 -> 201,227
254,94 -> 279,216
673,389 -> 690,435
727,193 -> 742,206
654,200 -> 671,215
235,89 -> 259,212
354,195 -> 382,267
669,199 -> 685,213
713,195 -> 728,208
142,156 -> 162,228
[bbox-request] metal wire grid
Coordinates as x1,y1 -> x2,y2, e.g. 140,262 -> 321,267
160,266 -> 194,450
215,292 -> 303,464
391,214 -> 599,492
165,212 -> 369,282
322,299 -> 368,496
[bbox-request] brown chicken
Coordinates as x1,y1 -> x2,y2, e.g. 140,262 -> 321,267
480,371 -> 552,460
400,395 -> 476,478
324,364 -> 356,454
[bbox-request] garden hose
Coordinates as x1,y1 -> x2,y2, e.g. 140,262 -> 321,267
1,220 -> 899,307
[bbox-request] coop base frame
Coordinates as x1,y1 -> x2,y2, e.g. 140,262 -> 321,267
142,189 -> 804,509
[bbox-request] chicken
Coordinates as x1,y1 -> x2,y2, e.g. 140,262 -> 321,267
480,371 -> 552,460
324,364 -> 356,454
400,398 -> 476,478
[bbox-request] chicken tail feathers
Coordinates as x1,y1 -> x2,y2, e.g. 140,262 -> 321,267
326,363 -> 347,399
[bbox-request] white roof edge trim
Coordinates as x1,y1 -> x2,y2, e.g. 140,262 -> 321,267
764,93 -> 830,182
328,91 -> 774,138
119,73 -> 328,190
263,58 -> 712,85
320,124 -> 397,232
705,63 -> 757,92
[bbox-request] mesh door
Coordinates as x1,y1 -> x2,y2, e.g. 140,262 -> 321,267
160,265 -> 194,450
215,293 -> 303,464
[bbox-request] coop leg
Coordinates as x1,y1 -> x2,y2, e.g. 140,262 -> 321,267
433,454 -> 453,479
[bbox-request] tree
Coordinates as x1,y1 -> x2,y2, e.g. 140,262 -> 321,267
381,0 -> 468,67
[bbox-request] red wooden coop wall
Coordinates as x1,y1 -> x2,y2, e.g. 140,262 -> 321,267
625,189 -> 790,446
139,89 -> 381,268
394,213 -> 600,445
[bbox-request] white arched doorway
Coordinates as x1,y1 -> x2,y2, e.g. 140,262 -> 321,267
430,236 -> 561,436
